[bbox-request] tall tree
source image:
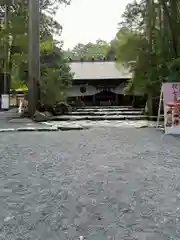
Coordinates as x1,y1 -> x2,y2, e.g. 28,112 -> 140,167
0,0 -> 73,110
111,0 -> 180,115
0,0 -> 71,85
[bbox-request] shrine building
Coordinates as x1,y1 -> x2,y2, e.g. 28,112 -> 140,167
67,59 -> 142,106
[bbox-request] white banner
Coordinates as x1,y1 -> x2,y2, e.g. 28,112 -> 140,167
1,94 -> 9,110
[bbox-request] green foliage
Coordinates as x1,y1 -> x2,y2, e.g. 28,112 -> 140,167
40,40 -> 54,52
120,0 -> 146,31
107,0 -> 180,115
40,68 -> 66,106
64,40 -> 113,60
40,45 -> 73,107
40,63 -> 73,107
0,0 -> 73,110
0,0 -> 71,93
11,79 -> 27,90
110,28 -> 145,64
111,0 -> 180,99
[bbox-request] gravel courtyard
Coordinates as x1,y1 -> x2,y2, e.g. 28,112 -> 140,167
0,127 -> 180,240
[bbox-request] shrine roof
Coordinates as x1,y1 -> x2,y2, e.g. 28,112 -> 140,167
69,61 -> 132,80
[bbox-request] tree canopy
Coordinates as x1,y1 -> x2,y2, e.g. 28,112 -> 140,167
64,0 -> 180,113
64,40 -> 116,60
0,0 -> 73,108
108,0 -> 180,114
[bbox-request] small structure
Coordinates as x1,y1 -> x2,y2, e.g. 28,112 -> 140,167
67,59 -> 140,106
10,88 -> 27,107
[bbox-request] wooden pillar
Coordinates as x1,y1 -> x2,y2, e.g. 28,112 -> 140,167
16,95 -> 18,106
115,94 -> 118,106
92,95 -> 96,106
132,96 -> 135,107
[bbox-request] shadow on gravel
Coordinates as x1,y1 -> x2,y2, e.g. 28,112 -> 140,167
169,134 -> 180,139
58,127 -> 90,131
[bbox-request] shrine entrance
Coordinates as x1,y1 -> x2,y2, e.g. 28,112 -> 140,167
94,91 -> 116,106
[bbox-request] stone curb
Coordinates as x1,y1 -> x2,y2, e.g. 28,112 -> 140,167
42,122 -> 90,131
51,116 -> 147,121
0,127 -> 58,133
136,125 -> 164,133
0,125 -> 90,133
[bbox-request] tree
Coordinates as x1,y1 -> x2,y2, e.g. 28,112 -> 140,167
111,0 -> 180,115
16,39 -> 73,110
64,40 -> 112,60
0,0 -> 71,86
40,55 -> 73,109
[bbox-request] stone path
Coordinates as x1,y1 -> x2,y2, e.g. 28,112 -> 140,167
0,106 -> 160,132
43,120 -> 157,129
0,117 -> 57,132
0,128 -> 179,239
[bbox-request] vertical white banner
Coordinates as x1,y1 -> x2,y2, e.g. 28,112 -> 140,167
1,94 -> 9,110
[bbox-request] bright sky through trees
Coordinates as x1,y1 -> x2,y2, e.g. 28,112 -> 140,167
56,0 -> 133,49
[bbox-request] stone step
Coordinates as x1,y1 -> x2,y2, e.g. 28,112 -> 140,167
68,111 -> 143,116
51,115 -> 147,121
75,108 -> 143,112
76,105 -> 133,109
0,111 -> 21,119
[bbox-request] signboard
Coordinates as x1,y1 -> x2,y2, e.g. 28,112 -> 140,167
163,82 -> 180,134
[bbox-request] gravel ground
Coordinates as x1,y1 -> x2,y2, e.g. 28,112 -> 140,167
0,127 -> 179,240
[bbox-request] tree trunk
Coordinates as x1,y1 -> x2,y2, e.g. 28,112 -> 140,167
145,0 -> 154,116
160,0 -> 178,58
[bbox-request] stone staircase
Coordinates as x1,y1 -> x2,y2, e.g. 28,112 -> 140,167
0,108 -> 21,119
43,106 -> 158,129
52,106 -> 146,121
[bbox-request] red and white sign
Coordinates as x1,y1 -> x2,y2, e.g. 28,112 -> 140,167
163,82 -> 180,134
